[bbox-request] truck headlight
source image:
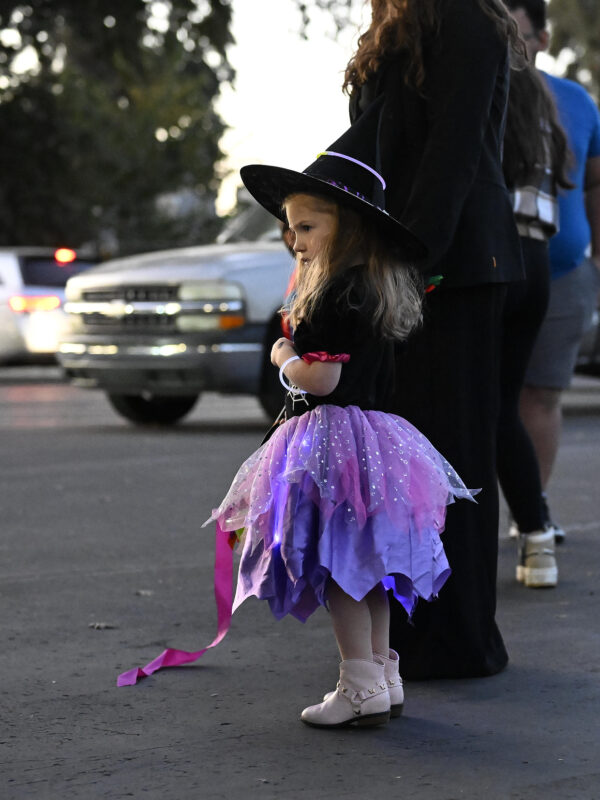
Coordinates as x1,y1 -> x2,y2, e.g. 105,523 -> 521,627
179,281 -> 243,301
177,281 -> 246,330
65,282 -> 83,302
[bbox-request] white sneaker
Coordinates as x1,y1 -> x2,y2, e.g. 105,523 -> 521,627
516,529 -> 558,588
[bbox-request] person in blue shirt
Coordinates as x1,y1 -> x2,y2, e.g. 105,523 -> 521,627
497,61 -> 572,590
506,0 -> 600,545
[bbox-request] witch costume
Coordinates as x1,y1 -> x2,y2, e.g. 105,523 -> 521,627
117,98 -> 477,688
213,263 -> 476,623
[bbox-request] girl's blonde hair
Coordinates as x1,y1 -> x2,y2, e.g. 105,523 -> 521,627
285,193 -> 423,341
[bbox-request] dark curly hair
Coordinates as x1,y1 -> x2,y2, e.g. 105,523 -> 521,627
343,0 -> 524,94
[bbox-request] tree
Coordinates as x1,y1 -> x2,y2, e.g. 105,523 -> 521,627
291,0 -> 357,37
0,1 -> 233,254
548,0 -> 600,99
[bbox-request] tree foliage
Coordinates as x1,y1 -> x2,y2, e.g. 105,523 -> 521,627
0,1 -> 233,254
291,0 -> 356,37
548,0 -> 600,99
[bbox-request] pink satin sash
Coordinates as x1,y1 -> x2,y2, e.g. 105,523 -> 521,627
301,351 -> 350,364
117,523 -> 234,687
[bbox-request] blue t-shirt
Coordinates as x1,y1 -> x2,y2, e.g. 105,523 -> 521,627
543,72 -> 600,279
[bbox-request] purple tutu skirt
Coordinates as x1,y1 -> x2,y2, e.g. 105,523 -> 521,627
205,405 -> 478,622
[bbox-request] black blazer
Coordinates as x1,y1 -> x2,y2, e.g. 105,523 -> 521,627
350,0 -> 524,287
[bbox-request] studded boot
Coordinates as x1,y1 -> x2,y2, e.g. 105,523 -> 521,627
301,658 -> 390,728
374,649 -> 404,717
322,649 -> 404,718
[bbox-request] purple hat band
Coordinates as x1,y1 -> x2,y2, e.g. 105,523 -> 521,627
316,150 -> 386,190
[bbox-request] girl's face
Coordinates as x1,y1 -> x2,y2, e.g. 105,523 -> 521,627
284,194 -> 337,269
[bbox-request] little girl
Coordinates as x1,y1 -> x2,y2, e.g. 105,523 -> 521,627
203,103 -> 477,728
118,100 -> 477,726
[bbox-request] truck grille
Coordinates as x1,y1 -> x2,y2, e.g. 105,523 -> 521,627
65,282 -> 245,335
75,285 -> 180,332
82,286 -> 178,303
82,313 -> 176,330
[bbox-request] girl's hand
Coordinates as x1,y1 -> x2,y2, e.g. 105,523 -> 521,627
270,337 -> 296,366
270,337 -> 342,395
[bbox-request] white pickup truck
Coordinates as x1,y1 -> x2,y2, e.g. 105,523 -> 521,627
57,241 -> 294,424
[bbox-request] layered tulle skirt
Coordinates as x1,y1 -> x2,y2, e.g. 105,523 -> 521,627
205,404 -> 478,622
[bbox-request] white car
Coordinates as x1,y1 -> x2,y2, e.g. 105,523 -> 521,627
0,247 -> 98,363
57,241 -> 295,424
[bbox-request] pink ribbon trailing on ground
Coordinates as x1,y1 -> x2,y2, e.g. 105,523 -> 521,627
117,522 -> 234,687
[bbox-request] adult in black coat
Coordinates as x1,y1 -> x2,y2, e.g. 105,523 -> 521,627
347,0 -> 525,678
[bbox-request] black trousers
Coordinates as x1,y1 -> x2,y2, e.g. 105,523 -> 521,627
391,283 -> 509,679
497,238 -> 550,532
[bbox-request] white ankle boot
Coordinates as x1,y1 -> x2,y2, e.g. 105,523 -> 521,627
374,649 -> 404,717
301,658 -> 390,728
322,650 -> 404,717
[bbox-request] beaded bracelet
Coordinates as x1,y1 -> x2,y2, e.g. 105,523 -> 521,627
279,355 -> 306,393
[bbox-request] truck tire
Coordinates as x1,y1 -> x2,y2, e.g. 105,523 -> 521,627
107,393 -> 200,425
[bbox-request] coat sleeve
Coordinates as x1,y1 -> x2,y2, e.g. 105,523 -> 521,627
397,0 -> 508,265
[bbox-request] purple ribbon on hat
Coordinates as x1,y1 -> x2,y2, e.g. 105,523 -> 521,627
317,150 -> 386,190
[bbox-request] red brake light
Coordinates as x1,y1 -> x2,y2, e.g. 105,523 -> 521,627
54,248 -> 77,264
9,295 -> 62,313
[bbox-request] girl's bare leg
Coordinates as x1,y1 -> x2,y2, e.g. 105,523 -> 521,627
327,579 -> 373,661
365,582 -> 390,656
327,579 -> 390,661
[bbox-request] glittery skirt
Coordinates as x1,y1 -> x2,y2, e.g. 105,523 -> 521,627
205,404 -> 478,622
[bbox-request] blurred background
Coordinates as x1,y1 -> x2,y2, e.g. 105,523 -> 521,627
1,0 -> 597,259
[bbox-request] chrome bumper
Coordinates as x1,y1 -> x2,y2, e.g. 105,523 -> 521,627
58,340 -> 264,395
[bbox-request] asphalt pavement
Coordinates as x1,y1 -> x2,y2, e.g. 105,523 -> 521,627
1,370 -> 599,799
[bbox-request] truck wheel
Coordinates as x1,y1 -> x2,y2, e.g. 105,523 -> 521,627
107,393 -> 199,425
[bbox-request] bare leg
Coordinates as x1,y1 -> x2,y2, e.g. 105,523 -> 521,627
327,579 -> 373,661
519,385 -> 562,488
366,582 -> 390,656
328,579 -> 391,661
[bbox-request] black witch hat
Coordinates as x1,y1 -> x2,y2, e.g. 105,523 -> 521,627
240,96 -> 426,259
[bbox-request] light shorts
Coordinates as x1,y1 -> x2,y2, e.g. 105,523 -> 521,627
524,257 -> 600,390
